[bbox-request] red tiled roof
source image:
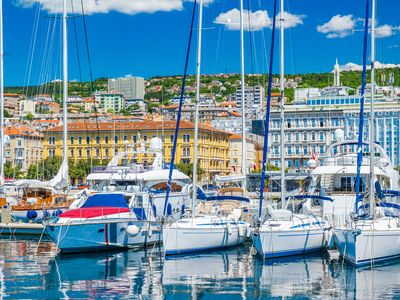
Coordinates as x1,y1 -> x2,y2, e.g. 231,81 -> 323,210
44,120 -> 230,135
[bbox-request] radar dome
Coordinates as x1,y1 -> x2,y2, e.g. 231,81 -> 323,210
150,137 -> 163,152
334,129 -> 345,142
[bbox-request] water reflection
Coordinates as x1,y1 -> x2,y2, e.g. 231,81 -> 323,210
1,238 -> 400,299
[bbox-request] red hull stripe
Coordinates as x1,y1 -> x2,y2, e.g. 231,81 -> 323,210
59,207 -> 130,219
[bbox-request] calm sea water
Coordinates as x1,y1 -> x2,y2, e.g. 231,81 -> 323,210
0,237 -> 400,299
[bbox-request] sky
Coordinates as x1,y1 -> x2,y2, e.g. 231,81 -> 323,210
4,0 -> 400,86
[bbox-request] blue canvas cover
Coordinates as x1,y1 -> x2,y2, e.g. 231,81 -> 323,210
82,193 -> 129,208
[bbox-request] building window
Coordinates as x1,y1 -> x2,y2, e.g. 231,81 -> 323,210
78,149 -> 82,157
319,132 -> 325,141
311,132 -> 316,141
105,149 -> 109,157
303,133 -> 307,141
114,148 -> 118,155
124,135 -> 128,141
132,136 -> 137,143
170,135 -> 174,143
287,146 -> 292,155
320,119 -> 324,127
143,135 -> 148,142
78,137 -> 82,144
86,149 -> 90,157
295,133 -> 300,142
114,136 -> 118,144
303,146 -> 308,155
105,136 -> 109,144
86,136 -> 90,144
319,145 -> 324,154
70,149 -> 74,157
183,134 -> 190,143
295,146 -> 300,155
95,149 -> 100,157
96,136 -> 100,144
5,150 -> 11,158
70,137 -> 74,145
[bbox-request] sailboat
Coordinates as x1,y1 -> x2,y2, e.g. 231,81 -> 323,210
0,0 -> 71,222
334,0 -> 400,266
162,0 -> 250,256
252,0 -> 330,259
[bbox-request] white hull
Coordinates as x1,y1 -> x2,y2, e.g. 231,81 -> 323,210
335,218 -> 400,266
253,214 -> 330,259
253,228 -> 329,259
163,217 -> 249,255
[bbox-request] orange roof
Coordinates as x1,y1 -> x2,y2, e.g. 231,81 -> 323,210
5,126 -> 42,137
44,120 -> 230,135
4,93 -> 21,97
271,92 -> 281,97
229,111 -> 241,117
220,101 -> 237,107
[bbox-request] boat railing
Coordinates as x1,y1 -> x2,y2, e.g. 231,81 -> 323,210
320,155 -> 371,167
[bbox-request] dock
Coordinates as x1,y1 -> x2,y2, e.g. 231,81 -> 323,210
0,222 -> 45,236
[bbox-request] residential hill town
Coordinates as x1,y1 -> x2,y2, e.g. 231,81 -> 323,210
3,61 -> 400,183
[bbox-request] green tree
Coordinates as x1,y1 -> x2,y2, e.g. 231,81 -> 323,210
26,112 -> 34,121
4,161 -> 23,179
175,163 -> 204,179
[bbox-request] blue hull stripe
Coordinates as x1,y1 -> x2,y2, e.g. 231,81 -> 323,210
260,246 -> 324,259
345,253 -> 400,267
165,244 -> 241,256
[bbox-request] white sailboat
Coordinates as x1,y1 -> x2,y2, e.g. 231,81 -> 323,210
163,0 -> 250,255
252,0 -> 330,259
334,0 -> 400,266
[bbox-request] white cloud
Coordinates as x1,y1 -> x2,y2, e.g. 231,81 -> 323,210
14,0 -> 184,15
375,24 -> 398,38
214,9 -> 304,31
186,0 -> 215,5
317,15 -> 356,38
275,12 -> 305,29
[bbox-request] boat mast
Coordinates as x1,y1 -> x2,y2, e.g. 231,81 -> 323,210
369,0 -> 376,217
240,0 -> 247,194
62,0 -> 68,168
279,0 -> 286,208
0,0 -> 4,180
192,0 -> 203,221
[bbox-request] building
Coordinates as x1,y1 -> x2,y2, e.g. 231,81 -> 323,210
108,75 -> 144,100
43,120 -> 232,179
294,88 -> 321,103
95,92 -> 125,113
36,101 -> 60,114
252,98 -> 400,170
19,99 -> 36,116
228,134 -> 256,175
5,125 -> 43,172
236,85 -> 265,119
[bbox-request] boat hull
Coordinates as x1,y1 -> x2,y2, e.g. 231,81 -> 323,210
163,222 -> 248,255
46,220 -> 161,253
335,226 -> 400,266
252,228 -> 328,259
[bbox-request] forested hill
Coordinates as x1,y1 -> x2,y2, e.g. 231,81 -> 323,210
4,67 -> 399,103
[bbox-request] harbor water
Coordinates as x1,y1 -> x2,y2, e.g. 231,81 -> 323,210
1,237 -> 400,299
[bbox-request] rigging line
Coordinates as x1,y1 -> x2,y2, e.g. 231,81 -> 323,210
258,0 -> 278,222
23,3 -> 42,97
71,0 -> 83,82
354,0 -> 370,214
80,0 -> 103,162
163,0 -> 198,217
246,0 -> 257,112
247,0 -> 260,78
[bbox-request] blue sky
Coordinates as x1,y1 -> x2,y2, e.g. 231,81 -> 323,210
4,0 -> 400,86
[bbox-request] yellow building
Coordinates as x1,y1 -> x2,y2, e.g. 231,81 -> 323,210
43,120 -> 231,179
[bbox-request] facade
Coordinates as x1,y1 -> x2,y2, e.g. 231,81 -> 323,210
43,120 -> 232,179
252,99 -> 400,170
19,99 -> 36,116
228,134 -> 256,175
236,85 -> 264,119
5,125 -> 44,172
108,76 -> 145,100
95,92 -> 125,113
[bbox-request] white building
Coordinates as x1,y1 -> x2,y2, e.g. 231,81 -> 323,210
236,85 -> 264,119
108,75 -> 145,100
